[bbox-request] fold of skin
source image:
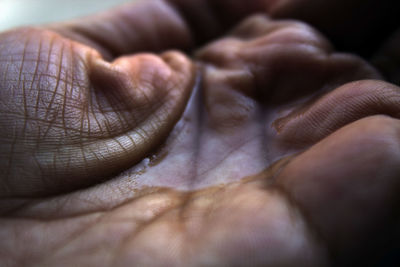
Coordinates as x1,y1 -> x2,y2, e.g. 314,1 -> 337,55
0,1 -> 400,266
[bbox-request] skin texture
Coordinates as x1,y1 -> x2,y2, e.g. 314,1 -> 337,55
0,0 -> 400,266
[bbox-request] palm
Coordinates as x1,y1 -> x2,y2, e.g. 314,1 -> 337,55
1,1 -> 400,266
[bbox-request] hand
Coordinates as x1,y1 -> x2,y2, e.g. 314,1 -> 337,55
0,1 -> 399,266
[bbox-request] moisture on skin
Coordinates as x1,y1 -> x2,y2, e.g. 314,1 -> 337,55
0,0 -> 400,266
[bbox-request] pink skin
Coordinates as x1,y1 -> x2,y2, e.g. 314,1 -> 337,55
0,0 -> 399,266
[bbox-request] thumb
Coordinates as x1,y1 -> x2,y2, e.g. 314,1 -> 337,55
0,4 -> 200,197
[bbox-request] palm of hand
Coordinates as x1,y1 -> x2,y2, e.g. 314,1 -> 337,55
0,1 -> 400,266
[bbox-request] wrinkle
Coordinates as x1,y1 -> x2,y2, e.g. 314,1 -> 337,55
37,212 -> 104,265
41,42 -> 65,140
18,37 -> 32,137
61,42 -> 74,137
110,201 -> 181,266
30,35 -> 43,119
196,133 -> 264,178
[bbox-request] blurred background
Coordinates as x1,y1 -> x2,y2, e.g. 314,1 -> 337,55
0,0 -> 132,31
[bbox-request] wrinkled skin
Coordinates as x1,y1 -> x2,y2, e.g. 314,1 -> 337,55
1,0 -> 400,266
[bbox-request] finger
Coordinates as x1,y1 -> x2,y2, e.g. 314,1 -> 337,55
195,16 -> 379,133
273,80 -> 400,146
49,0 -> 268,58
275,115 -> 400,265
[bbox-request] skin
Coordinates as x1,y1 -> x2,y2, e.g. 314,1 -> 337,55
0,0 -> 400,266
